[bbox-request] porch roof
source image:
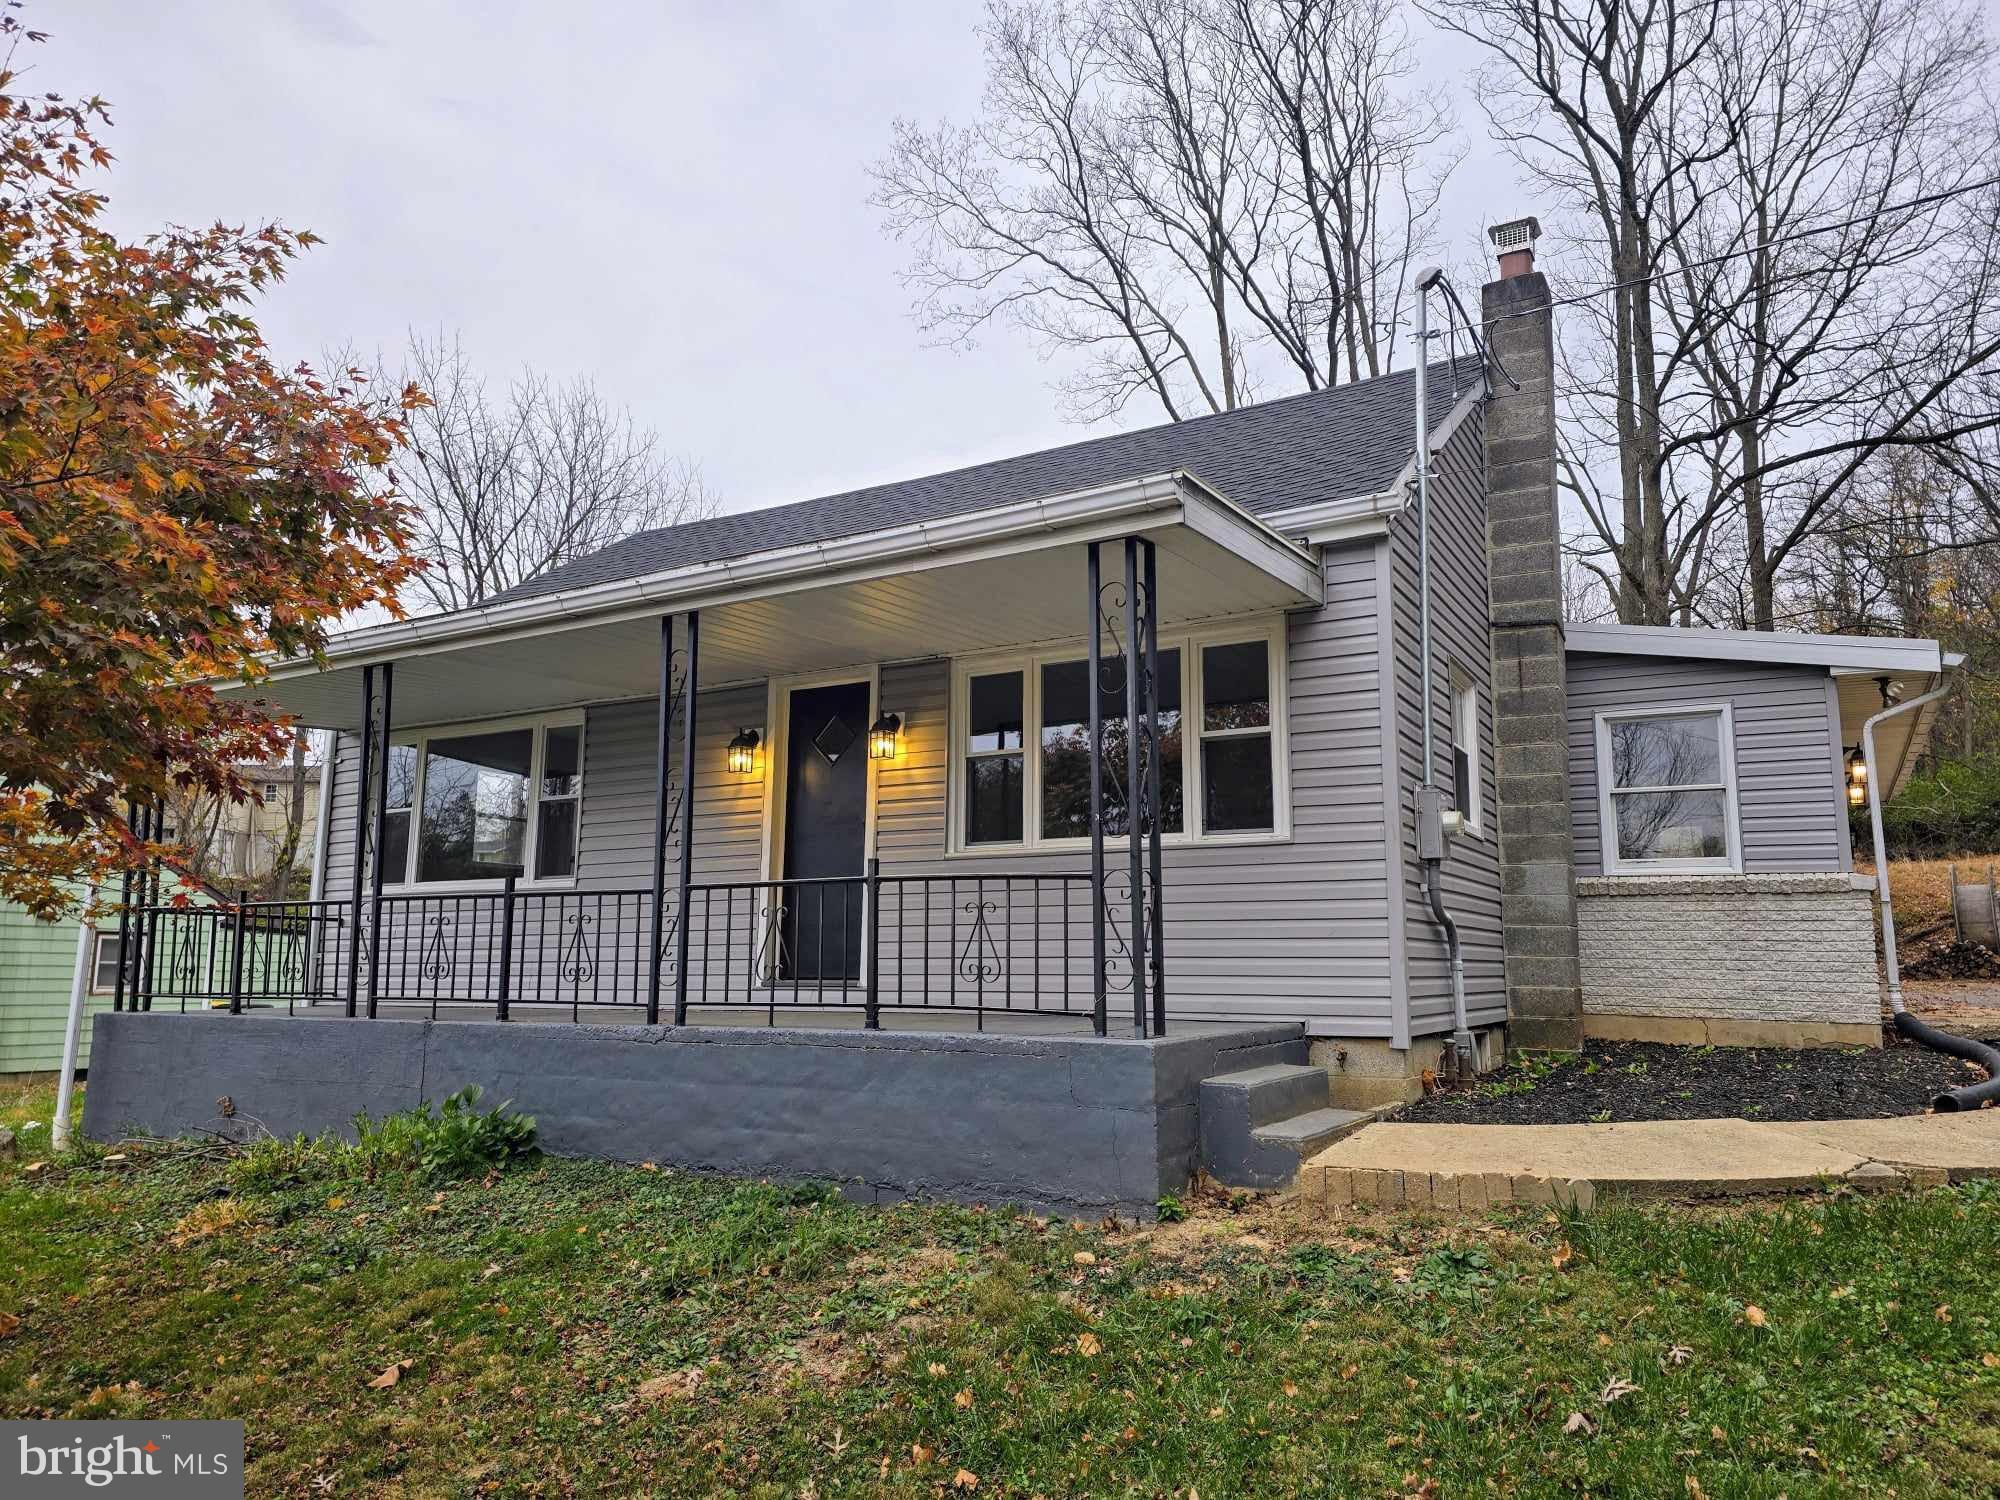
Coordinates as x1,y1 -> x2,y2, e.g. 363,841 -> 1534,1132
230,471 -> 1322,731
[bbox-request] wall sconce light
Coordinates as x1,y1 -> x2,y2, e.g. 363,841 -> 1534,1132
867,712 -> 903,762
726,727 -> 761,776
1846,748 -> 1868,806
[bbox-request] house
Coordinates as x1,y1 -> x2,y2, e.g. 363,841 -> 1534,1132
80,221 -> 1951,1211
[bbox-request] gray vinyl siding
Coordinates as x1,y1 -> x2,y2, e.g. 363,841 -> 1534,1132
863,543 -> 1399,1034
1566,654 -> 1846,875
1383,408 -> 1506,1039
314,541 -> 1400,1033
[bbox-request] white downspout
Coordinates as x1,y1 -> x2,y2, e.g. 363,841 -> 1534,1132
1862,672 -> 1956,1016
51,883 -> 99,1154
307,728 -> 335,907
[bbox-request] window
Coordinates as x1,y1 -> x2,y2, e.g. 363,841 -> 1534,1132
1039,650 -> 1183,839
1595,706 -> 1740,873
1449,663 -> 1481,834
964,670 -> 1026,845
372,716 -> 583,887
89,931 -> 127,994
1199,642 -> 1271,834
951,622 -> 1284,851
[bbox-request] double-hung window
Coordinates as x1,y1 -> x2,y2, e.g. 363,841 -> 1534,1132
952,621 -> 1285,852
375,715 -> 585,887
1595,705 -> 1741,874
1449,662 -> 1481,835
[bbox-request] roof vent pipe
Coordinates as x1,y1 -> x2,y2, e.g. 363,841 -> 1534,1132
1861,667 -> 2000,1110
1412,269 -> 1475,1070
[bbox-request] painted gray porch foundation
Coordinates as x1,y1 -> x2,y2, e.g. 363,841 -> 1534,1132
81,1012 -> 1304,1217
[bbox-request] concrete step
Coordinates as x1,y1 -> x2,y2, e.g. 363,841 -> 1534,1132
1252,1105 -> 1371,1159
1201,1063 -> 1330,1128
1198,1063 -> 1354,1190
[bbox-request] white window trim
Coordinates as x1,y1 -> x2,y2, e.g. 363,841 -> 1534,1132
380,710 -> 586,893
1594,702 -> 1743,876
946,616 -> 1291,856
1448,661 -> 1484,838
88,930 -> 125,995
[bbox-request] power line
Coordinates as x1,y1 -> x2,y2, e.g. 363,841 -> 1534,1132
1489,173 -> 2000,322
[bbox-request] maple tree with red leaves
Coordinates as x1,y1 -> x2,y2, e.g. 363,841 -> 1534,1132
0,5 -> 425,919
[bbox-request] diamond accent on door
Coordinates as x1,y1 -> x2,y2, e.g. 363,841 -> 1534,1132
813,714 -> 856,764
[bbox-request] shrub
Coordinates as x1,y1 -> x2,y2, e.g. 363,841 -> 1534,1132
351,1087 -> 537,1181
1867,753 -> 2000,859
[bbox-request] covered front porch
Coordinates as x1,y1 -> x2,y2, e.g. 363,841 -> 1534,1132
116,473 -> 1325,1040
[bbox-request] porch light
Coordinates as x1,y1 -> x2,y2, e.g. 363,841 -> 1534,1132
1846,748 -> 1869,806
868,712 -> 902,761
726,727 -> 761,776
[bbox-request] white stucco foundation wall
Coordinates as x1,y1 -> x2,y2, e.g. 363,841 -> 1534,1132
1576,874 -> 1881,1029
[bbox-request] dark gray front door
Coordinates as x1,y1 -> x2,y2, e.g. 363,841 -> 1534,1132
780,680 -> 869,981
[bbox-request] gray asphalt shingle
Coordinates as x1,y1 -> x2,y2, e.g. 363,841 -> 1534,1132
487,356 -> 1483,607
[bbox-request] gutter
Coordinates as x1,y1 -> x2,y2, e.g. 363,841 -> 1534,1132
247,471 -> 1316,684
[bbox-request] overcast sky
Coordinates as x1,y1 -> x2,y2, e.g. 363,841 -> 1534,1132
43,0 -> 1523,516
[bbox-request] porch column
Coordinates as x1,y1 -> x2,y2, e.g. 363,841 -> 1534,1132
345,663 -> 375,1018
364,661 -> 395,1019
1141,538 -> 1166,1035
1087,543 -> 1107,1037
1122,538 -> 1145,1035
647,615 -> 674,1026
672,610 -> 700,1025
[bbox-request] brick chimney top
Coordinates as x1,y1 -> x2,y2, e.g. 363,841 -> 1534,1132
1488,216 -> 1542,279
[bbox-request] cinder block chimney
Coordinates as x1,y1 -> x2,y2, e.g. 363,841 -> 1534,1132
1481,217 -> 1584,1052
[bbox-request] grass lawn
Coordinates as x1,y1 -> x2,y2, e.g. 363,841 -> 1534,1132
3,1081 -> 1998,1497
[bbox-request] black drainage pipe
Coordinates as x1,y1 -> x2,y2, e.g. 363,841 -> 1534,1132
1891,1011 -> 2000,1113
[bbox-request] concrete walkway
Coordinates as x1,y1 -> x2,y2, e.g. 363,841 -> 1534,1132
1299,1111 -> 2000,1213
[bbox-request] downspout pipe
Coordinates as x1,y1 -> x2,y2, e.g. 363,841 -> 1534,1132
1412,269 -> 1475,1069
1862,667 -> 2000,1111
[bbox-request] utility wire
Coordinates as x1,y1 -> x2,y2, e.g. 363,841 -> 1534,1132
1486,172 -> 2000,323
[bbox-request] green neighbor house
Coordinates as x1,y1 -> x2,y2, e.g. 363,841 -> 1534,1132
0,894 -> 111,1077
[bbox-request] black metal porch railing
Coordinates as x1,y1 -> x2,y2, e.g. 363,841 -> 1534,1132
121,867 -> 1127,1031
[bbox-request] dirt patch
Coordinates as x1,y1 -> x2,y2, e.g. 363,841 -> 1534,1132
1395,1037 -> 1997,1125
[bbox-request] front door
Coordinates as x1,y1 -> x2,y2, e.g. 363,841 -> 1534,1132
779,680 -> 870,981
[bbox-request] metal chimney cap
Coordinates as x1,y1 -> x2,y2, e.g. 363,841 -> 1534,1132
1488,217 -> 1542,250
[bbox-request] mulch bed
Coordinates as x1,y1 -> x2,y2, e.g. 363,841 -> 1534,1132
1396,1035 -> 1998,1125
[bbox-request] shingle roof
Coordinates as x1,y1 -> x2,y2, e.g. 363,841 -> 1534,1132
487,356 -> 1483,607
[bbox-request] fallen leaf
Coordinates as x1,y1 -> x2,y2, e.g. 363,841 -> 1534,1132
928,1362 -> 949,1377
1685,1475 -> 1706,1498
1076,1333 -> 1102,1357
640,1161 -> 659,1172
0,1313 -> 20,1339
1662,1344 -> 1694,1368
1936,1304 -> 1952,1324
1563,1411 -> 1594,1436
1982,1352 -> 1998,1369
325,1196 -> 345,1211
910,1443 -> 934,1466
1341,1364 -> 1359,1380
1598,1375 -> 1640,1405
952,1470 -> 979,1491
1551,1242 -> 1574,1270
366,1359 -> 414,1390
636,1370 -> 702,1404
1742,1305 -> 1767,1328
953,1387 -> 975,1409
1073,1251 -> 1097,1267
481,1263 -> 501,1280
1282,1379 -> 1299,1397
